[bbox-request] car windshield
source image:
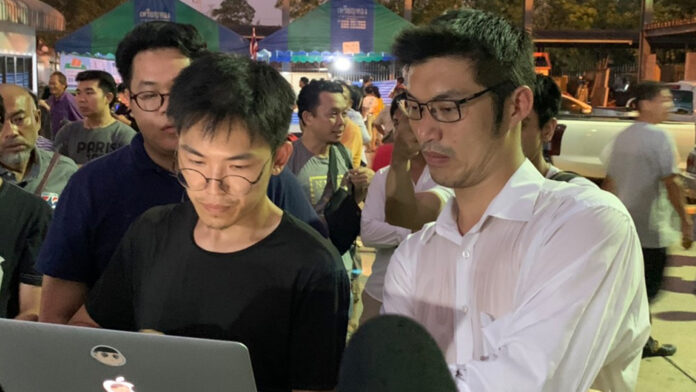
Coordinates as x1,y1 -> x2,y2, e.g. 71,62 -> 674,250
672,90 -> 693,114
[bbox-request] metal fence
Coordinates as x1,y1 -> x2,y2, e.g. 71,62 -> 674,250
288,60 -> 397,82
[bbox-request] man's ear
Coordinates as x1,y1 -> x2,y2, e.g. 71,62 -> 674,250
271,141 -> 293,175
32,106 -> 41,125
300,110 -> 313,128
508,85 -> 534,127
105,92 -> 115,107
541,118 -> 557,143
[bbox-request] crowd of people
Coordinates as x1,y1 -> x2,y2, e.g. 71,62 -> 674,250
0,7 -> 690,392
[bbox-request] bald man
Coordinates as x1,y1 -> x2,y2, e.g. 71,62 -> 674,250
0,85 -> 77,208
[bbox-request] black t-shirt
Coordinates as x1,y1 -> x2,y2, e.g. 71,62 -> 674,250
86,202 -> 350,392
0,181 -> 52,318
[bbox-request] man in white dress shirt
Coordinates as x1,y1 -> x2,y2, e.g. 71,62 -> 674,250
381,9 -> 650,392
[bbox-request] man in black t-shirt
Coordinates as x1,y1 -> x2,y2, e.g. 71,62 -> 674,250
70,53 -> 350,392
0,177 -> 52,320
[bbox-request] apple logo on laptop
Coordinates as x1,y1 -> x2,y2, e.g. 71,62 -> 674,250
91,345 -> 127,367
102,376 -> 135,392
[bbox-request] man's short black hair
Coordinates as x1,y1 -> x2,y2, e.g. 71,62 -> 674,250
390,93 -> 407,119
396,76 -> 404,84
50,71 -> 67,86
634,81 -> 667,109
297,79 -> 344,126
168,52 -> 295,152
300,76 -> 309,84
348,85 -> 363,112
365,85 -> 381,99
533,74 -> 561,128
76,70 -> 117,107
116,21 -> 207,89
393,9 -> 535,126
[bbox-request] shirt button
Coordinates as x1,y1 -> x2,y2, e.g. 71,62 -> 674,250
462,249 -> 471,258
462,306 -> 469,314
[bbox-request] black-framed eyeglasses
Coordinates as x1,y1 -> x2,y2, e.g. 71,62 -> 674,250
402,82 -> 507,123
176,159 -> 270,196
130,91 -> 170,112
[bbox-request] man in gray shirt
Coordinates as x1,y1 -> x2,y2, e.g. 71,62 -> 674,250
605,81 -> 691,357
0,84 -> 77,209
288,80 -> 374,271
55,70 -> 135,165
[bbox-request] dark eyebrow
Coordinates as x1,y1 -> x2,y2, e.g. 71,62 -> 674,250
180,144 -> 255,161
180,144 -> 203,157
8,110 -> 26,117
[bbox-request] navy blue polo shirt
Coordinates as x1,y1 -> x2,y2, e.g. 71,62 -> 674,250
37,133 -> 326,287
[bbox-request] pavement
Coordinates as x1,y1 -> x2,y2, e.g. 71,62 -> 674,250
352,244 -> 696,391
636,244 -> 696,391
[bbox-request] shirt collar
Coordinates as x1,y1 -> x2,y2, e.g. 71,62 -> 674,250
434,159 -> 544,241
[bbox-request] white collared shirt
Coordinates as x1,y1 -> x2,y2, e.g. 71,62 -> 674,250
360,165 -> 453,300
382,159 -> 650,392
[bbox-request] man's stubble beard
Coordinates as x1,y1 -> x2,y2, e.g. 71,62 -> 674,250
429,123 -> 506,189
0,149 -> 31,171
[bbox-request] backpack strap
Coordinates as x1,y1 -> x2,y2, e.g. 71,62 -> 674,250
334,143 -> 353,170
549,170 -> 580,183
33,152 -> 62,196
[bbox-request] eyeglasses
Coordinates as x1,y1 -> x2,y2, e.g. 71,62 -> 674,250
176,159 -> 270,196
130,91 -> 170,112
401,82 -> 507,123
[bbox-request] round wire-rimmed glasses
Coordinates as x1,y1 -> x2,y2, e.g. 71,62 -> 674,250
176,159 -> 270,196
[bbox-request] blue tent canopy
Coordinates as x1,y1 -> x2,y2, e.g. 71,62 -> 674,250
56,0 -> 248,56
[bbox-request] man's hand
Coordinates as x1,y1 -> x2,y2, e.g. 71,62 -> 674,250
349,167 -> 375,204
38,99 -> 50,111
682,219 -> 693,249
391,123 -> 420,167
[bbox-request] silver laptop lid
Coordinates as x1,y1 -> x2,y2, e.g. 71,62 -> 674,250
0,318 -> 256,392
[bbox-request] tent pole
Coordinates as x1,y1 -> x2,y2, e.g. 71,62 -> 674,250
282,0 -> 290,72
282,0 -> 290,27
404,0 -> 412,22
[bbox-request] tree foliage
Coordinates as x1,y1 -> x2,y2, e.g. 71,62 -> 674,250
274,0 -> 325,21
43,0 -> 126,32
40,0 -> 127,46
212,0 -> 256,27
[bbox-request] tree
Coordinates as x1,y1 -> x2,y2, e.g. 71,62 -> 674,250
213,0 -> 256,27
274,0 -> 325,21
40,0 -> 127,46
390,0 -> 463,25
655,0 -> 696,22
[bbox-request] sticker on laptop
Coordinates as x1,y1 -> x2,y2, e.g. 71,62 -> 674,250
102,376 -> 136,392
91,345 -> 127,367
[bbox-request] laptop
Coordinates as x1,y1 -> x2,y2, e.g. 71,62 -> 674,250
0,318 -> 257,391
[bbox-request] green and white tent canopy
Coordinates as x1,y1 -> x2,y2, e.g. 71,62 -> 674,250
257,0 -> 412,63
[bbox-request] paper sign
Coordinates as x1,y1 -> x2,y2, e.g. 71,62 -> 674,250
343,41 -> 360,55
